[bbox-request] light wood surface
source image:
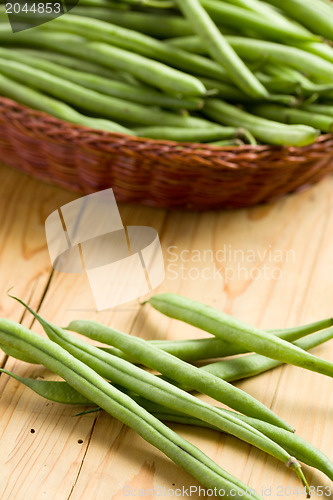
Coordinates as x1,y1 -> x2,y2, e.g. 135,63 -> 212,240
0,163 -> 332,500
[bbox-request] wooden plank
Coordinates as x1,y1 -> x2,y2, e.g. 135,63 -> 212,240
0,164 -> 332,499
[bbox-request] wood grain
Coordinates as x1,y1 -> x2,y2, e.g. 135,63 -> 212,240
0,162 -> 332,500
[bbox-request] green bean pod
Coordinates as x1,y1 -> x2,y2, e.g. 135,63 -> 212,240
100,317 -> 333,363
201,327 -> 333,381
250,104 -> 333,133
303,103 -> 333,117
263,0 -> 333,40
203,99 -> 319,146
15,48 -> 132,80
0,320 -> 263,500
148,294 -> 333,378
200,0 -> 318,42
135,125 -> 238,142
70,8 -> 195,38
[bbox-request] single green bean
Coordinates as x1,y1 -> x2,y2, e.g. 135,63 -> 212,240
0,58 -> 211,127
0,368 -> 93,405
203,99 -> 319,146
148,294 -> 333,378
15,48 -> 130,80
174,0 -> 268,99
199,74 -> 300,97
135,126 -> 238,142
250,104 -> 333,133
263,0 -> 333,41
200,0 -> 318,42
220,0 -> 312,37
70,8 -> 195,38
0,320 -> 263,500
303,103 -> 333,117
263,64 -> 333,94
201,326 -> 333,381
0,48 -> 203,111
0,72 -> 133,134
99,317 -> 333,363
296,42 -> 333,66
208,139 -> 244,146
0,27 -> 205,96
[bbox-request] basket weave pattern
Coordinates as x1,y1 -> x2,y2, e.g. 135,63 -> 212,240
1,97 -> 333,209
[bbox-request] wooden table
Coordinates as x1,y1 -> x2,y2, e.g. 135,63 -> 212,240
0,163 -> 332,500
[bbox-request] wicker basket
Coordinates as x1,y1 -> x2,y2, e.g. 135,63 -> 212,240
1,96 -> 333,209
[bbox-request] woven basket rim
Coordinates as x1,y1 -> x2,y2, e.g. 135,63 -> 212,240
2,96 -> 331,157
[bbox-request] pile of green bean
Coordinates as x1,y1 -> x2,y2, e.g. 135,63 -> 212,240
1,294 -> 333,498
1,0 -> 333,145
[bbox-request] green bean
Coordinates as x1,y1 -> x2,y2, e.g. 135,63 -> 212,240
0,368 -> 93,405
208,139 -> 244,146
263,64 -> 333,94
250,104 -> 333,133
203,99 -> 319,146
0,72 -> 133,134
263,0 -> 333,41
174,0 -> 268,99
201,326 -> 333,381
100,317 -> 333,363
303,103 -> 333,117
296,42 -> 333,66
0,27 -> 205,96
0,48 -> 203,111
71,8 -> 195,38
0,320 -> 264,500
200,0 -> 318,42
16,49 -> 142,83
0,343 -> 38,364
74,0 -> 129,7
0,58 -> 211,127
148,294 -> 333,378
35,15 -> 232,81
118,0 -> 175,7
135,125 -> 238,142
200,74 -> 300,97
